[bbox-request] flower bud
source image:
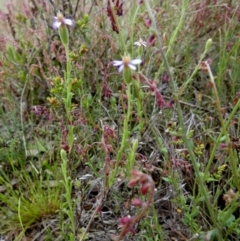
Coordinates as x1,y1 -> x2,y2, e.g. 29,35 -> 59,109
205,38 -> 212,52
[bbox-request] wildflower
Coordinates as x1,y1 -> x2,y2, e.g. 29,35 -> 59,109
155,90 -> 166,108
140,183 -> 152,195
147,34 -> 156,46
134,38 -> 147,47
52,11 -> 74,46
144,17 -> 152,28
52,11 -> 74,29
132,198 -> 143,207
119,215 -> 136,236
113,55 -> 142,73
119,215 -> 132,226
162,74 -> 170,83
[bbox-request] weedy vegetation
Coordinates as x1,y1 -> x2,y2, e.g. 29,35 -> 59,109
0,0 -> 240,240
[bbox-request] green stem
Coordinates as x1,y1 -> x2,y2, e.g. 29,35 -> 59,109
64,45 -> 74,153
154,0 -> 187,81
166,0 -> 187,57
60,149 -> 75,239
110,83 -> 132,186
177,46 -> 210,97
65,46 -> 72,119
130,4 -> 140,55
133,76 -> 144,134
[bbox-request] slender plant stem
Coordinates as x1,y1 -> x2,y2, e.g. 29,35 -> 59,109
177,45 -> 209,97
63,44 -> 75,153
110,83 -> 132,186
60,149 -> 75,240
130,3 -> 140,55
65,46 -> 72,119
154,0 -> 188,80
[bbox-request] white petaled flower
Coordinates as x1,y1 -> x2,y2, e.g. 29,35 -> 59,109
134,38 -> 147,47
113,55 -> 142,73
52,11 -> 74,29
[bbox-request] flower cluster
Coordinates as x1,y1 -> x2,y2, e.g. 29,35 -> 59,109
146,79 -> 174,109
171,159 -> 191,173
118,215 -> 135,236
111,171 -> 154,240
101,124 -> 116,155
128,170 -> 154,194
31,105 -> 53,122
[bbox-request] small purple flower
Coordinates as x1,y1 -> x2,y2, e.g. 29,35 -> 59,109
113,55 -> 142,73
147,34 -> 156,46
52,11 -> 74,29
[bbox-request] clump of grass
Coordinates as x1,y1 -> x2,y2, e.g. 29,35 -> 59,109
0,165 -> 61,237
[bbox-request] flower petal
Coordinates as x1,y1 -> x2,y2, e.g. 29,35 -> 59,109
118,65 -> 124,72
128,64 -> 137,70
64,19 -> 74,26
52,21 -> 61,29
134,42 -> 141,46
130,59 -> 142,65
113,60 -> 123,66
